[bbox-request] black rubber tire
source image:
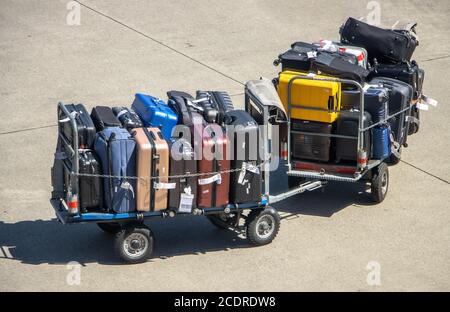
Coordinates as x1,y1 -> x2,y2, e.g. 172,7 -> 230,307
207,213 -> 239,229
371,162 -> 389,204
246,207 -> 280,246
388,148 -> 402,165
97,222 -> 122,234
115,223 -> 154,264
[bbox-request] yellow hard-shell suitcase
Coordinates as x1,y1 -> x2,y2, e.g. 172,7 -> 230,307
277,71 -> 341,123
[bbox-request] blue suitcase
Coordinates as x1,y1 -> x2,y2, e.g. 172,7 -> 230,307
131,93 -> 178,140
372,126 -> 391,159
94,127 -> 137,213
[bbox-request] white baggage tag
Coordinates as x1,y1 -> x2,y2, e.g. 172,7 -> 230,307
416,103 -> 429,111
238,163 -> 247,185
198,174 -> 221,185
306,51 -> 317,59
421,95 -> 438,107
153,182 -> 177,190
179,193 -> 194,213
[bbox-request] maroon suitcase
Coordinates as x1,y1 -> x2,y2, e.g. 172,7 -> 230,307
195,123 -> 230,208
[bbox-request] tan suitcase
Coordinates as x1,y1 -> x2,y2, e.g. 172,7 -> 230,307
132,127 -> 171,212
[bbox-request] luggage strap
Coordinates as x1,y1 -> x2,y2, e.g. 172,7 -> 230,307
58,111 -> 78,123
198,173 -> 221,185
153,182 -> 176,190
116,109 -> 128,118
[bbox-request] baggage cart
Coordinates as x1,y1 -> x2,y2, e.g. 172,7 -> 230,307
50,76 -> 410,263
256,74 -> 412,205
51,102 -> 281,263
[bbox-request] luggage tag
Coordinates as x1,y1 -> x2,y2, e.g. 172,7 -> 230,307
306,51 -> 317,59
198,174 -> 222,185
238,162 -> 260,185
179,193 -> 194,213
416,103 -> 429,111
154,182 -> 177,190
421,95 -> 438,107
120,181 -> 135,198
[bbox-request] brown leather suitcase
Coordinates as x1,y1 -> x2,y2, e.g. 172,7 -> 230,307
132,127 -> 170,212
196,124 -> 230,208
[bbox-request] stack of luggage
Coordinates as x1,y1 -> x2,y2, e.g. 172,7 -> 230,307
55,90 -> 262,214
273,17 -> 428,165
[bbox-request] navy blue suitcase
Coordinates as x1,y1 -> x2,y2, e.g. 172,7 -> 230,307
94,127 -> 137,213
370,77 -> 413,147
341,86 -> 389,123
372,126 -> 391,159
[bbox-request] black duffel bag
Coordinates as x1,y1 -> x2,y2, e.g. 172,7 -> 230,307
311,51 -> 371,83
340,17 -> 419,65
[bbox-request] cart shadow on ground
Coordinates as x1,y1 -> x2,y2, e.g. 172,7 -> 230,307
0,181 -> 373,266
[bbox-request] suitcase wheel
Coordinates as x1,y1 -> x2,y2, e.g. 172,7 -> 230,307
245,207 -> 280,246
115,223 -> 154,264
371,162 -> 389,204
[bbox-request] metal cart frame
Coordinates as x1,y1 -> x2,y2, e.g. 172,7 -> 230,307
51,102 -> 280,263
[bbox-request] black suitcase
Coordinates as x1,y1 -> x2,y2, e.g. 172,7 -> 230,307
91,106 -> 122,131
224,110 -> 262,204
311,51 -> 371,83
59,103 -> 96,149
275,43 -> 357,72
291,120 -> 332,162
167,90 -> 204,128
370,77 -> 413,147
335,110 -> 372,162
196,91 -> 235,125
77,150 -> 103,212
168,138 -> 197,211
369,60 -> 423,100
112,107 -> 143,130
341,85 -> 388,123
340,17 -> 419,64
275,42 -> 318,72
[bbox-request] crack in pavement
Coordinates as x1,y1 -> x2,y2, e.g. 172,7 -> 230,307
75,1 -> 245,87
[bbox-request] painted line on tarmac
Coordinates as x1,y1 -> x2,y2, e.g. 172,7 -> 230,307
421,55 -> 450,63
401,160 -> 449,185
75,1 -> 245,87
0,124 -> 57,136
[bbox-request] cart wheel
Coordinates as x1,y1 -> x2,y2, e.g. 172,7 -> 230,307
97,222 -> 121,234
371,162 -> 389,203
388,148 -> 402,165
207,213 -> 239,229
115,223 -> 154,264
246,207 -> 280,246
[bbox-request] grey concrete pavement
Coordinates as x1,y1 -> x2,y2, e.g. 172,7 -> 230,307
0,0 -> 449,291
